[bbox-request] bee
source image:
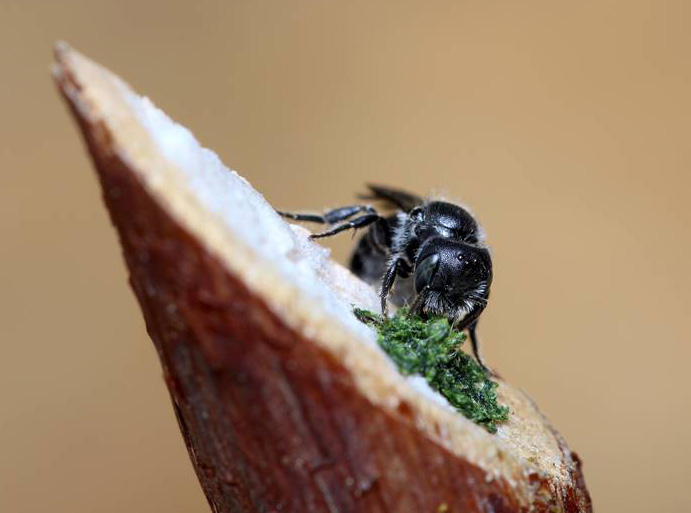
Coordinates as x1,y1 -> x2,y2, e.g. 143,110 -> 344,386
279,184 -> 493,371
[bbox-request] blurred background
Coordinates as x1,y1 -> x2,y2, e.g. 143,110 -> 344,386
1,1 -> 690,511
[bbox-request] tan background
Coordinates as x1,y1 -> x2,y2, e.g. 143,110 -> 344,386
1,1 -> 689,511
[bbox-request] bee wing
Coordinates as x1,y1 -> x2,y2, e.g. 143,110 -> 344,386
359,184 -> 425,212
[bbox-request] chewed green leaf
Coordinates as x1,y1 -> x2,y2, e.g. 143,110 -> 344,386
354,307 -> 509,432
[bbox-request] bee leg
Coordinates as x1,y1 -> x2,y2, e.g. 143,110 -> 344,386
468,322 -> 491,374
408,289 -> 427,317
380,258 -> 411,316
323,205 -> 377,224
310,213 -> 382,239
276,211 -> 327,223
278,205 -> 376,225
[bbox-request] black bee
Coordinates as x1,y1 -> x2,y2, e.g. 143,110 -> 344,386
279,184 -> 493,370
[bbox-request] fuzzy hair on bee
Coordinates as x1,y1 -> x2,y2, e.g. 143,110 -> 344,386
278,184 -> 493,371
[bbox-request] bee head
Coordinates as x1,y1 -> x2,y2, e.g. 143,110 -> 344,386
414,238 -> 492,304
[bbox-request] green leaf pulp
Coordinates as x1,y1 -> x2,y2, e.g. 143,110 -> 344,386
354,308 -> 509,433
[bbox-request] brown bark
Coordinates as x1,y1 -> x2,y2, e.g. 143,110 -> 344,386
53,43 -> 592,513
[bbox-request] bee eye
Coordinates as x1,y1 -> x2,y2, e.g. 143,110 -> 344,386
457,252 -> 477,264
414,252 -> 440,293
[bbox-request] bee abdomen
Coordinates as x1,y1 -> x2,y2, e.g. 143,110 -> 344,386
349,231 -> 388,286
